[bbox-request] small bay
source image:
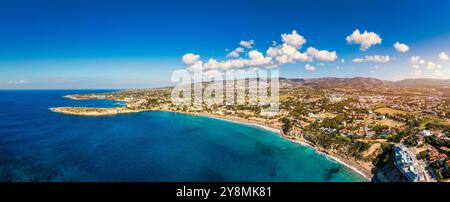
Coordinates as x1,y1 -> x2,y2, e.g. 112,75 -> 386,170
0,90 -> 366,182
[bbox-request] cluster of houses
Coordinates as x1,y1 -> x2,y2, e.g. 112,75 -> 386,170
412,129 -> 450,180
427,146 -> 447,162
415,130 -> 450,146
358,95 -> 389,104
125,99 -> 148,110
391,96 -> 448,118
326,93 -> 347,103
415,130 -> 449,162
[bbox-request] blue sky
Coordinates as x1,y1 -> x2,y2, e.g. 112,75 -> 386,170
1,0 -> 450,89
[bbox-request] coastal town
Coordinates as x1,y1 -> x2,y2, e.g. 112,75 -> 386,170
51,77 -> 450,182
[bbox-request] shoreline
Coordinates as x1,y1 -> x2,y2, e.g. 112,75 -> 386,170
50,107 -> 150,116
53,94 -> 372,181
170,111 -> 372,181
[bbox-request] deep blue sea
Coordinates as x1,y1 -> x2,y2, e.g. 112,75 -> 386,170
0,90 -> 366,182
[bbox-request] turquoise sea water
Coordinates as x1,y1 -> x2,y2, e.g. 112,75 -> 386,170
0,90 -> 366,182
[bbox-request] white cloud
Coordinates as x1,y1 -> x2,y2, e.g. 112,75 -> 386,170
226,47 -> 244,58
409,57 -> 449,78
346,29 -> 382,51
426,61 -> 441,70
412,69 -> 422,78
304,64 -> 315,71
7,80 -> 29,85
431,70 -> 450,79
352,55 -> 390,63
248,50 -> 264,59
306,47 -> 338,62
239,40 -> 254,49
226,52 -> 239,58
439,51 -> 449,61
247,50 -> 273,67
186,60 -> 204,72
181,30 -> 338,73
409,56 -> 445,79
393,42 -> 409,53
412,65 -> 420,69
204,58 -> 220,70
281,30 -> 306,48
182,53 -> 201,65
190,50 -> 273,72
410,56 -> 425,65
266,44 -> 310,65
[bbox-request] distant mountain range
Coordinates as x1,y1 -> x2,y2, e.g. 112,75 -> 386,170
280,77 -> 450,89
149,77 -> 450,97
278,77 -> 450,96
393,78 -> 450,88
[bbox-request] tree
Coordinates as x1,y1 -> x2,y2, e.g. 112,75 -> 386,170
281,117 -> 292,134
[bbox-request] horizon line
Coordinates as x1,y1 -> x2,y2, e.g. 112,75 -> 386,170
1,76 -> 449,90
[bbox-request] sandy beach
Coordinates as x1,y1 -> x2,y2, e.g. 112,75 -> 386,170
173,111 -> 373,181
52,94 -> 372,180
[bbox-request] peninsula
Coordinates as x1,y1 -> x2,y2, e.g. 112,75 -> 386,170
50,107 -> 148,116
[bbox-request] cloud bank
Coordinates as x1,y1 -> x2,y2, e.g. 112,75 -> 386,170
181,30 -> 338,74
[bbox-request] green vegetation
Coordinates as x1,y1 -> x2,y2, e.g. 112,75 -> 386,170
281,117 -> 291,134
67,78 -> 450,181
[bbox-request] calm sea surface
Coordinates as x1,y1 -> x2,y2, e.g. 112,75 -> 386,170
0,90 -> 366,182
